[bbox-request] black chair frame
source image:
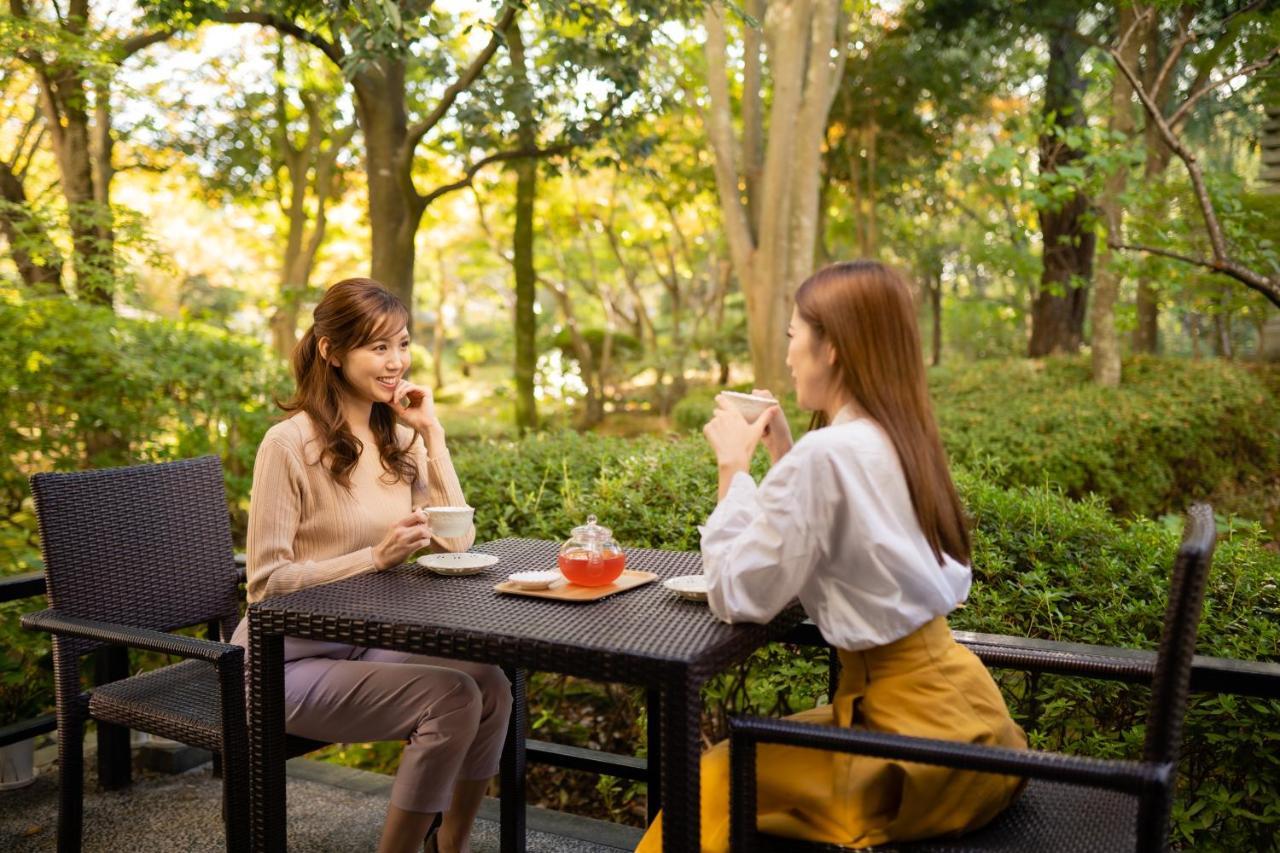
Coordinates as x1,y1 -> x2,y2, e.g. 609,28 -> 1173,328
21,456 -> 321,853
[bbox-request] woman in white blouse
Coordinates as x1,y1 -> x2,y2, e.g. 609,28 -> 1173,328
637,261 -> 1026,852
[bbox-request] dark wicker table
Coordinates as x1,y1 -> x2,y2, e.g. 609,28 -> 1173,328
246,538 -> 805,853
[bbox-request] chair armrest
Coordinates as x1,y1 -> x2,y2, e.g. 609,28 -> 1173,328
21,609 -> 244,673
959,635 -> 1154,685
729,716 -> 1171,796
784,621 -> 1280,699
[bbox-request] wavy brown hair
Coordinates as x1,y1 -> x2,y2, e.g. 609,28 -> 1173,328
796,261 -> 970,566
281,278 -> 418,489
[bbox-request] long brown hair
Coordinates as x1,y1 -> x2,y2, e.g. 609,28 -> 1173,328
282,278 -> 418,489
795,261 -> 970,565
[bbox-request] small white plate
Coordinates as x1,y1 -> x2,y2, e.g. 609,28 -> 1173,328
506,570 -> 563,590
663,575 -> 709,602
418,552 -> 500,576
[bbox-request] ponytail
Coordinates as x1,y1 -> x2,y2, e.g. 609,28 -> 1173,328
293,327 -> 320,388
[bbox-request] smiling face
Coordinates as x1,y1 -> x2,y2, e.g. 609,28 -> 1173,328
332,323 -> 412,406
786,308 -> 840,413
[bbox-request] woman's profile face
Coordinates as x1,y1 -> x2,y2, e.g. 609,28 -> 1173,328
334,323 -> 412,405
786,308 -> 838,412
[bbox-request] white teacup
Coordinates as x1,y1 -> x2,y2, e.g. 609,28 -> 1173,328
717,390 -> 776,424
422,506 -> 474,537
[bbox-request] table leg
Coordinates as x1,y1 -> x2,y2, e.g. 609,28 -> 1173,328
646,687 -> 662,822
500,667 -> 527,853
248,613 -> 286,853
661,672 -> 701,853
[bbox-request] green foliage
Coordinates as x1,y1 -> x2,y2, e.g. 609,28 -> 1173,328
673,356 -> 1280,537
0,597 -> 51,725
454,429 -> 1280,847
0,290 -> 290,567
932,356 -> 1280,528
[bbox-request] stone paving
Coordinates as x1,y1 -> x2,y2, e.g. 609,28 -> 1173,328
0,745 -> 643,853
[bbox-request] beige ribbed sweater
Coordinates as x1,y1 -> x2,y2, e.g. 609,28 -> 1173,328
245,412 -> 473,603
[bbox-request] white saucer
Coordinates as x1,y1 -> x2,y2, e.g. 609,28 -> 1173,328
506,570 -> 562,590
418,552 -> 500,576
663,575 -> 709,602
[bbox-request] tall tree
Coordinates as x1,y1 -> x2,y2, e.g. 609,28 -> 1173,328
1089,4 -> 1140,387
174,34 -> 356,357
508,20 -> 538,433
703,0 -> 849,391
1105,6 -> 1280,310
1262,93 -> 1280,359
1027,9 -> 1095,357
0,71 -> 63,292
5,0 -> 173,304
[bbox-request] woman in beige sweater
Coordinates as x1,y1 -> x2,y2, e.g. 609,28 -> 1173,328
232,278 -> 510,853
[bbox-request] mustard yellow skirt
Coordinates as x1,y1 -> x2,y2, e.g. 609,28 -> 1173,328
636,616 -> 1026,852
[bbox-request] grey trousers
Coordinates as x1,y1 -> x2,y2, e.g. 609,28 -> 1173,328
282,645 -> 512,814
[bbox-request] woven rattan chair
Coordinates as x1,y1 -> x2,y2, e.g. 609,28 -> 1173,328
21,456 -> 319,853
729,503 -> 1217,853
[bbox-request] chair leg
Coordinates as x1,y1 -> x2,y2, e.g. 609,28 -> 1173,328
56,712 -> 85,853
93,647 -> 133,791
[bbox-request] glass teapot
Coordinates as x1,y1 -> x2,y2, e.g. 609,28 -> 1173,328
557,514 -> 626,586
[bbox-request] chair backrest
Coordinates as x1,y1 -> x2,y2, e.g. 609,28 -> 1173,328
30,455 -> 240,641
1142,502 -> 1216,766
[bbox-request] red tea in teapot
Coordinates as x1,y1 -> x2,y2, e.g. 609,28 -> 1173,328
558,549 -> 626,586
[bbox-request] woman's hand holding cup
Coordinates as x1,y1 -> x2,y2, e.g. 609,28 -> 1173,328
372,508 -> 433,570
748,388 -> 792,463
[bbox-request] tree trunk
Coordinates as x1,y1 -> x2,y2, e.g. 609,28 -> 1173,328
1029,16 -> 1094,357
927,272 -> 942,367
37,67 -> 112,304
0,161 -> 63,293
1261,100 -> 1280,360
510,24 -> 538,433
1090,7 -> 1139,387
433,250 -> 448,391
354,62 -> 422,315
703,0 -> 847,392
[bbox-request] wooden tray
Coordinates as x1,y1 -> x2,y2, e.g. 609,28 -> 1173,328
494,570 -> 659,602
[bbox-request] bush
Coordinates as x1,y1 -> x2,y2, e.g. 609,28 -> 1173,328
671,357 -> 1280,536
1,291 -> 290,574
931,356 -> 1280,527
454,430 -> 1280,849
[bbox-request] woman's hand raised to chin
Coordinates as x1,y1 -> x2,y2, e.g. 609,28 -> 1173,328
392,379 -> 441,436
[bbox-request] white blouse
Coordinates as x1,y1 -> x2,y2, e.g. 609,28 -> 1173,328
700,407 -> 971,651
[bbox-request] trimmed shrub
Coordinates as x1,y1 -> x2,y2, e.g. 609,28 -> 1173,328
933,356 -> 1280,525
670,357 -> 1280,533
1,291 -> 289,574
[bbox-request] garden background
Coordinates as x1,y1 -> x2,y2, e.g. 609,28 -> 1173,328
2,1 -> 1279,849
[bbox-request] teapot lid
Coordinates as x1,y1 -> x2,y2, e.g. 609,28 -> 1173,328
570,514 -> 613,541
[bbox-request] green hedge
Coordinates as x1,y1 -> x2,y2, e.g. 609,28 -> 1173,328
672,357 -> 1280,533
0,291 -> 290,578
932,357 -> 1280,525
453,431 -> 1280,849
0,292 -> 287,726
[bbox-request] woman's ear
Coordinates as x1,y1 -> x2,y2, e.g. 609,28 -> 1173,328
317,336 -> 336,366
